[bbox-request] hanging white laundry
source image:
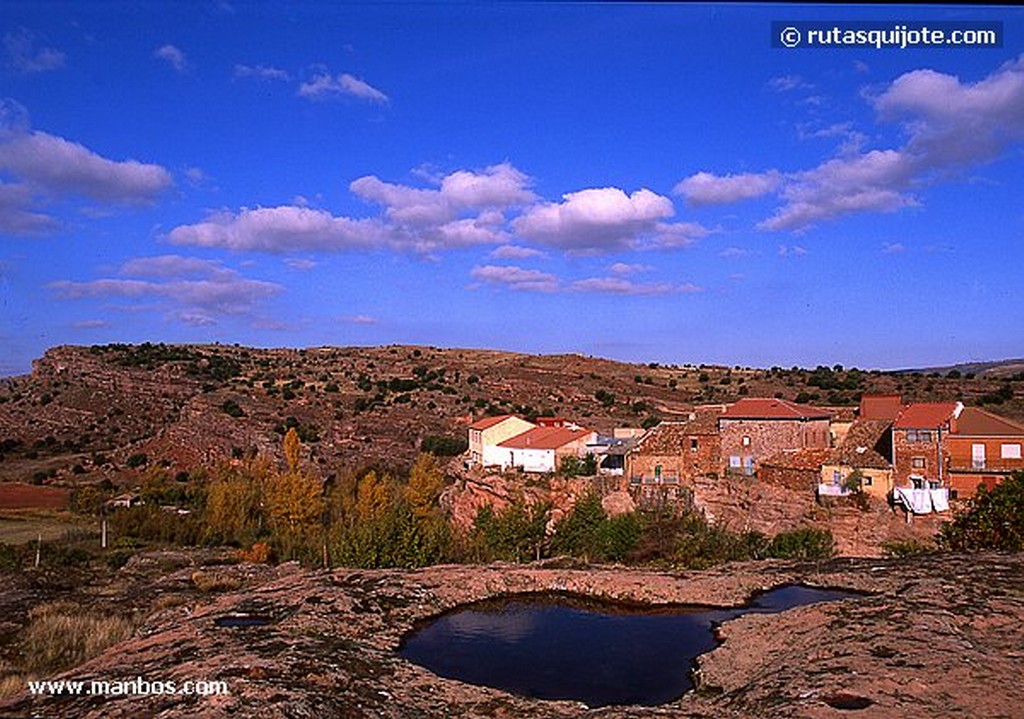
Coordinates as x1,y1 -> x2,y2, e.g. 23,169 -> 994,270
930,488 -> 950,512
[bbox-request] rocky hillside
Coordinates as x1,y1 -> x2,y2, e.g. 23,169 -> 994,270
0,343 -> 1021,486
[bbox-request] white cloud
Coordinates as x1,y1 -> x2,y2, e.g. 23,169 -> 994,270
234,63 -> 290,81
488,244 -> 545,260
881,242 -> 905,254
608,262 -> 651,275
167,206 -> 389,253
284,258 -> 317,270
512,187 -> 676,252
469,264 -> 559,292
0,180 -> 58,235
298,72 -> 388,103
873,56 -> 1024,168
351,162 -> 534,226
674,171 -> 781,206
768,74 -> 811,92
718,246 -> 752,259
72,319 -> 110,329
49,255 -> 281,322
4,29 -> 64,74
777,244 -> 807,257
153,44 -> 188,73
699,55 -> 1024,232
758,149 -> 916,231
570,277 -> 701,296
341,314 -> 378,325
0,128 -> 173,203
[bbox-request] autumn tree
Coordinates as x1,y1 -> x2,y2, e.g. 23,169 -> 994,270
265,430 -> 323,562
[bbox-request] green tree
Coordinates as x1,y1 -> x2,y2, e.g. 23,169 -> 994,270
939,471 -> 1024,551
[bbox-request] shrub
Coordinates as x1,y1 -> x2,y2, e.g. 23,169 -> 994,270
766,528 -> 834,559
939,471 -> 1024,551
221,399 -> 245,418
881,538 -> 935,558
421,434 -> 469,457
126,453 -> 148,469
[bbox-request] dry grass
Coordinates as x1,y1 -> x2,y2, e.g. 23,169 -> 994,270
21,601 -> 136,674
191,570 -> 242,593
151,593 -> 190,611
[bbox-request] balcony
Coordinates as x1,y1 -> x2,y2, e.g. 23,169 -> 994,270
818,483 -> 851,497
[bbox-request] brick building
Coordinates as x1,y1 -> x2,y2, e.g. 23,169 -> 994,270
891,402 -> 962,489
947,407 -> 1024,498
718,398 -> 832,476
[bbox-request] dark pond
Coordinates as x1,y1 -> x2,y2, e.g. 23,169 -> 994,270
399,584 -> 862,708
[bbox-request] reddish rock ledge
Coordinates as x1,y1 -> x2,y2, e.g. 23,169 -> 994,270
2,553 -> 1022,718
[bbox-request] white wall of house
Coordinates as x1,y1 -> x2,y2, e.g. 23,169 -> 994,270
470,416 -> 535,465
507,447 -> 557,473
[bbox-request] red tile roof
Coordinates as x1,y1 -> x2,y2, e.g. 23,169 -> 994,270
953,407 -> 1024,436
468,414 -> 522,431
893,402 -> 961,429
721,398 -> 832,420
859,394 -> 904,421
498,426 -> 592,450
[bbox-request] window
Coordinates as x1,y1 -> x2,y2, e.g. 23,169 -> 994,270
863,476 -> 873,486
690,438 -> 699,453
832,470 -> 842,485
918,430 -> 932,442
1001,444 -> 1022,459
729,455 -> 741,468
911,457 -> 926,469
742,435 -> 751,447
906,430 -> 917,442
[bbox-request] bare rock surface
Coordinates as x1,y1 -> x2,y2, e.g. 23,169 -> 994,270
2,553 -> 1022,718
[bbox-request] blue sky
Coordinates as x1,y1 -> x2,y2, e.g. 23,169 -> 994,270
1,2 -> 1023,375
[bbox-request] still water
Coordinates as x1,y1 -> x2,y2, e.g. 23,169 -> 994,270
399,584 -> 861,707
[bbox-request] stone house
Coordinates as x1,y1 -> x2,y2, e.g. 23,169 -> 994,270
947,407 -> 1024,499
891,402 -> 962,489
759,448 -> 834,491
467,414 -> 535,467
718,398 -> 832,477
625,410 -> 722,504
819,419 -> 895,501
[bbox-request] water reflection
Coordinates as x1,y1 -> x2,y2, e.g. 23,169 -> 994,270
399,585 -> 861,708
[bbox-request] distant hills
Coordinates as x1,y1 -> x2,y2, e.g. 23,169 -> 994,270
896,358 -> 1024,379
0,343 -> 1020,486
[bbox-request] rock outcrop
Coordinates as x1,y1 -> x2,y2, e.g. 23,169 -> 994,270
2,553 -> 1021,718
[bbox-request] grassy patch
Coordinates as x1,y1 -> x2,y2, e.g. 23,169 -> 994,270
21,601 -> 136,674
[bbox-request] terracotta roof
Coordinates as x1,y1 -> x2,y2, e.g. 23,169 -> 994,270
761,447 -> 833,471
498,426 -> 592,450
829,419 -> 892,469
468,414 -> 522,431
893,402 -> 961,429
953,407 -> 1024,437
721,398 -> 832,420
826,406 -> 858,423
859,394 -> 904,421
